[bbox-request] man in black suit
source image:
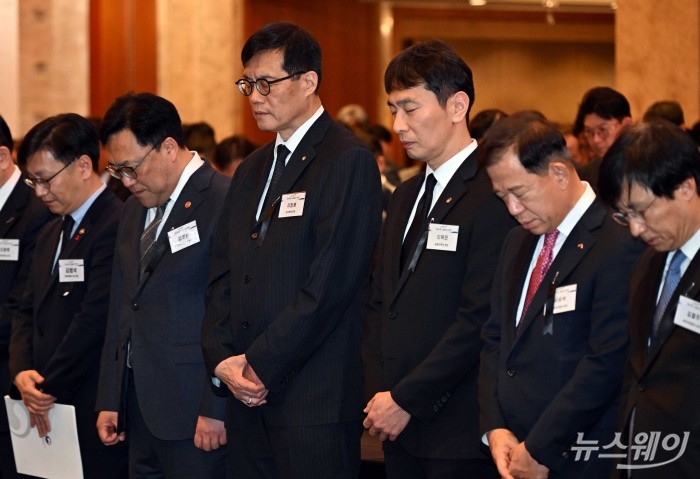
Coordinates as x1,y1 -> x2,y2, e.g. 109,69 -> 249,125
598,121 -> 700,477
0,115 -> 52,479
477,117 -> 642,479
95,93 -> 230,478
361,40 -> 514,478
8,113 -> 126,478
201,23 -> 383,478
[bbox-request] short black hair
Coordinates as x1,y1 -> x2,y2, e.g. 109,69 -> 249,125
384,40 -> 475,125
478,116 -> 572,174
213,135 -> 257,171
18,113 -> 99,171
598,120 -> 700,208
470,109 -> 508,140
577,86 -> 631,122
100,92 -> 185,148
0,115 -> 13,151
643,101 -> 685,127
241,22 -> 322,94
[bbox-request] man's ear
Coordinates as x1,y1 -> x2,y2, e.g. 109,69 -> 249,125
301,71 -> 318,97
0,146 -> 12,171
549,161 -> 571,190
449,91 -> 470,124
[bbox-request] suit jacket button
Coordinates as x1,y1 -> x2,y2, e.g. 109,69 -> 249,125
433,405 -> 439,412
251,232 -> 259,239
241,321 -> 250,329
441,396 -> 447,403
507,368 -> 516,377
638,384 -> 646,392
132,303 -> 139,311
243,275 -> 251,284
388,312 -> 397,320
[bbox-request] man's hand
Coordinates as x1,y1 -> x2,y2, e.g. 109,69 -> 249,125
194,416 -> 227,451
214,354 -> 268,407
14,370 -> 55,414
362,391 -> 411,441
486,428 -> 520,479
96,410 -> 126,446
30,411 -> 51,437
508,441 -> 549,479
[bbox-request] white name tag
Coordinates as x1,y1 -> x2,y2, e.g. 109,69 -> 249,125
167,220 -> 200,253
0,239 -> 19,261
427,223 -> 459,251
674,295 -> 700,335
278,192 -> 306,218
553,284 -> 577,314
58,259 -> 84,283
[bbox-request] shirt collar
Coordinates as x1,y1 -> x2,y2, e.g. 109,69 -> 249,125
275,106 -> 325,161
425,138 -> 478,189
0,164 -> 21,211
555,181 -> 596,238
67,182 -> 107,235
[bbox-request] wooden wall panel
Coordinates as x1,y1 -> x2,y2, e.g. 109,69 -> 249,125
89,0 -> 157,118
241,0 -> 381,145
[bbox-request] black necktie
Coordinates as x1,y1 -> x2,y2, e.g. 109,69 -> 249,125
262,144 -> 290,210
60,215 -> 75,257
401,173 -> 436,271
140,202 -> 168,278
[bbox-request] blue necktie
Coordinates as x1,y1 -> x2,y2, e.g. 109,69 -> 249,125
652,249 -> 686,335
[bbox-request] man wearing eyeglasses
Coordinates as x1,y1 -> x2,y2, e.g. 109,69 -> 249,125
201,22 -> 382,478
0,115 -> 53,478
8,113 -> 126,477
477,116 -> 642,479
94,93 -> 231,478
575,86 -> 633,188
598,121 -> 700,477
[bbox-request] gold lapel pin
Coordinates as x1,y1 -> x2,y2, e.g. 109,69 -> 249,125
301,155 -> 307,161
78,228 -> 86,235
184,201 -> 192,209
446,197 -> 453,204
577,243 -> 584,249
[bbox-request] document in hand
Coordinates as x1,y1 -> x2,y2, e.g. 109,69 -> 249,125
4,396 -> 83,479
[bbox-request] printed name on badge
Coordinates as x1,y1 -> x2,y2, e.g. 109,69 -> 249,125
427,223 -> 459,252
59,259 -> 85,283
553,284 -> 577,314
168,220 -> 200,253
0,239 -> 20,261
279,192 -> 306,218
674,295 -> 700,335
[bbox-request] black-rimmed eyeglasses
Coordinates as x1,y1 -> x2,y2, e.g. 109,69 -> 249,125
25,159 -> 76,190
106,142 -> 160,180
611,196 -> 658,227
235,72 -> 306,96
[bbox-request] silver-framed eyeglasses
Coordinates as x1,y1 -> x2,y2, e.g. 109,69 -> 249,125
235,72 -> 306,96
106,142 -> 160,180
25,159 -> 76,190
612,196 -> 658,226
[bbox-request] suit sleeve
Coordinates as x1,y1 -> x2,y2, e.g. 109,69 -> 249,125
245,148 -> 382,393
391,194 -> 514,423
524,235 -> 642,471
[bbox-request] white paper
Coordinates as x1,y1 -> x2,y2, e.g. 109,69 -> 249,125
167,220 -> 200,253
674,295 -> 700,335
427,223 -> 459,252
553,284 -> 577,314
278,192 -> 306,218
4,396 -> 83,479
58,259 -> 84,283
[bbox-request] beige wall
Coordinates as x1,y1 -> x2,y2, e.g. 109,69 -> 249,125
616,0 -> 700,124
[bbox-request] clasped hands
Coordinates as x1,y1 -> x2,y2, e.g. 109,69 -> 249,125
14,370 -> 56,438
362,391 -> 411,442
488,428 -> 549,479
214,354 -> 268,407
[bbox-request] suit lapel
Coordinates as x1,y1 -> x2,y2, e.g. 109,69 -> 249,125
508,232 -> 538,347
389,177 -> 424,305
646,250 -> 700,368
0,181 -> 29,237
515,200 -> 603,339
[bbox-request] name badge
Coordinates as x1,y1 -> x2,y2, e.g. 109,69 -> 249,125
167,220 -> 200,253
279,192 -> 306,218
59,259 -> 84,283
553,284 -> 577,314
0,239 -> 19,261
674,295 -> 700,335
427,223 -> 459,251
